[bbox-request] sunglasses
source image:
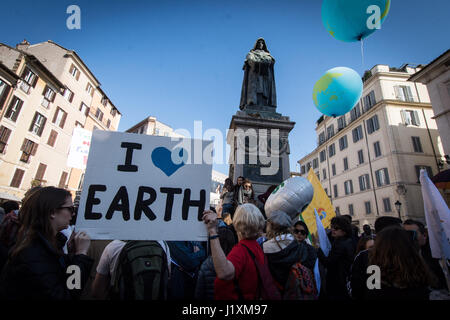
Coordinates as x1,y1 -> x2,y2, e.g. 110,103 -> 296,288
59,206 -> 75,214
294,229 -> 307,235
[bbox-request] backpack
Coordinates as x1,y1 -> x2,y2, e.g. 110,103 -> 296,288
111,241 -> 169,300
235,244 -> 281,300
282,262 -> 318,300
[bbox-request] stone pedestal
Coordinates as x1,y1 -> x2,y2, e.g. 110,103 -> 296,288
227,108 -> 295,199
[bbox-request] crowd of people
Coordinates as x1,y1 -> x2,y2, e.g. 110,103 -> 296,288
0,178 -> 448,301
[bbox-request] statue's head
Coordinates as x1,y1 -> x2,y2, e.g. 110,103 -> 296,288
252,38 -> 269,52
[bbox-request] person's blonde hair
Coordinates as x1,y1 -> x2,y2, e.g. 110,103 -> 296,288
233,203 -> 265,240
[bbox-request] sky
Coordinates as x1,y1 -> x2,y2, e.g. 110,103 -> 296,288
1,0 -> 449,175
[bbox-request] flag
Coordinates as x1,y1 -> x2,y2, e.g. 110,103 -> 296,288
420,169 -> 450,259
313,259 -> 321,294
300,168 -> 336,237
315,208 -> 332,257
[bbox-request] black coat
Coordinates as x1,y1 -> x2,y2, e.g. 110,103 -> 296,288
0,233 -> 93,300
194,256 -> 216,300
318,237 -> 355,300
349,249 -> 369,300
265,240 -> 317,289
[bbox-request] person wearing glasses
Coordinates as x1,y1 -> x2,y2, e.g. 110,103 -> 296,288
317,216 -> 355,300
0,187 -> 93,300
263,212 -> 317,295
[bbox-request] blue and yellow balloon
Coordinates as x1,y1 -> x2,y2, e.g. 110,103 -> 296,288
313,67 -> 363,117
322,0 -> 390,42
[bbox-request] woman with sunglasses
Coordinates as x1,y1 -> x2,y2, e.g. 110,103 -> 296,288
0,187 -> 93,300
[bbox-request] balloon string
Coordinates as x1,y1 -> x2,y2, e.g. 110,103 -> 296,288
361,38 -> 365,73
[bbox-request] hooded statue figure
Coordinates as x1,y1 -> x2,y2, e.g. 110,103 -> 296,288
239,38 -> 277,110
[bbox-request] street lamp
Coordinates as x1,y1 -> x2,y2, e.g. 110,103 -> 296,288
394,200 -> 402,219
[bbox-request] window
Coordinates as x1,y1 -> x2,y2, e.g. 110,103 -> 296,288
338,116 -> 346,130
34,163 -> 47,183
329,143 -> 336,157
332,164 -> 336,176
0,126 -> 12,153
319,132 -> 325,145
306,162 -> 312,172
86,83 -> 94,96
79,102 -> 89,116
412,136 -> 423,153
367,115 -> 380,134
5,96 -> 24,122
333,184 -> 338,198
415,165 -> 433,182
374,141 -> 382,157
343,157 -> 349,171
352,125 -> 363,143
75,121 -> 83,128
363,90 -> 376,111
375,168 -> 390,186
401,110 -> 420,126
320,150 -> 326,162
95,108 -> 104,122
349,204 -> 354,216
313,158 -> 319,169
155,128 -> 160,135
101,97 -> 108,106
317,172 -> 320,181
383,198 -> 392,212
20,139 -> 38,163
10,168 -> 25,188
41,86 -> 56,108
327,125 -> 335,139
110,108 -> 117,116
350,103 -> 361,122
107,119 -> 111,129
301,165 -> 306,174
344,180 -> 354,195
324,188 -> 328,197
339,135 -> 348,151
63,87 -> 74,103
395,85 -> 414,102
359,174 -> 371,191
335,207 -> 340,215
52,107 -> 67,129
358,149 -> 364,164
47,130 -> 58,147
29,112 -> 47,137
20,67 -> 38,93
323,168 -> 327,180
365,201 -> 372,215
69,64 -> 80,80
59,171 -> 68,188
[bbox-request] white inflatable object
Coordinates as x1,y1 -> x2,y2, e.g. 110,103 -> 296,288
264,176 -> 314,220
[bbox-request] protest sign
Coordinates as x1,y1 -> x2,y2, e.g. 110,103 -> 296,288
67,127 -> 92,169
75,130 -> 213,241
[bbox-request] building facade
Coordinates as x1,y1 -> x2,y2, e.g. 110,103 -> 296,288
0,40 -> 121,201
298,64 -> 448,229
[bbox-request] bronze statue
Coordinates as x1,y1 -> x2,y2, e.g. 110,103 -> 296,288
239,38 -> 277,110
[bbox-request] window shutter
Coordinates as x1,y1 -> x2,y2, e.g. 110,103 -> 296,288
366,174 -> 371,189
367,119 -> 374,134
20,139 -> 28,151
50,90 -> 56,102
52,108 -> 59,123
353,129 -> 357,143
69,64 -> 74,74
400,110 -> 406,124
406,86 -> 414,102
69,92 -> 74,103
370,91 -> 376,106
359,176 -> 364,191
374,115 -> 379,130
60,111 -> 67,129
59,171 -> 68,188
35,163 -> 47,181
10,169 -> 25,188
0,126 -> 11,144
413,111 -> 420,126
31,74 -> 38,88
38,117 -> 46,137
31,142 -> 38,155
42,85 -> 48,96
384,168 -> 390,185
48,130 -> 58,147
376,170 -> 381,187
76,70 -> 80,81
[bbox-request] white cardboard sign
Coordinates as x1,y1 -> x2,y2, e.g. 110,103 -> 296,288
75,131 -> 212,241
67,128 -> 92,169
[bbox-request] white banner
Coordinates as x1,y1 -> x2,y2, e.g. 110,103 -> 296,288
67,127 -> 92,169
75,131 -> 212,241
